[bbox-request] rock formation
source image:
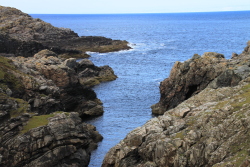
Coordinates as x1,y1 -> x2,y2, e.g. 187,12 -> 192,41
0,5 -> 126,167
151,49 -> 250,115
0,47 -> 117,166
0,6 -> 131,57
0,112 -> 103,167
102,41 -> 250,166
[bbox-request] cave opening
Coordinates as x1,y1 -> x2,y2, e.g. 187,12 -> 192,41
185,85 -> 198,100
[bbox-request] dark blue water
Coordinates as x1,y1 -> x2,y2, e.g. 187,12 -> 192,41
32,11 -> 250,167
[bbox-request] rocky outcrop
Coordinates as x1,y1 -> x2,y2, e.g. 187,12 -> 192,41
152,49 -> 250,115
0,49 -> 117,166
0,6 -> 131,57
151,52 -> 227,114
1,49 -> 116,117
0,5 -> 124,167
0,112 -> 103,167
102,41 -> 250,166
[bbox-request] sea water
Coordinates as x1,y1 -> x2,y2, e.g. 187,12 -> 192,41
31,11 -> 250,166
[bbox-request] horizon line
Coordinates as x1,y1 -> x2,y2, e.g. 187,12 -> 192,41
29,9 -> 250,15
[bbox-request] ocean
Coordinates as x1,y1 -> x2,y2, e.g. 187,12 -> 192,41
31,11 -> 250,166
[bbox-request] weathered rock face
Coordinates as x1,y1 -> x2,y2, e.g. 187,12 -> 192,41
151,52 -> 228,114
0,47 -> 119,165
0,6 -> 131,57
0,48 -> 117,166
0,5 -> 124,167
0,6 -> 78,42
152,49 -> 250,115
2,49 -> 116,116
103,80 -> 250,166
102,42 -> 250,166
0,112 -> 103,167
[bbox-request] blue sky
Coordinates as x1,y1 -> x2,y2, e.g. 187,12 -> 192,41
0,0 -> 249,14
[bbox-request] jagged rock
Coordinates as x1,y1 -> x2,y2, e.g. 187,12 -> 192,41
77,100 -> 104,117
208,69 -> 242,89
4,49 -> 116,115
77,58 -> 97,72
0,5 -> 126,167
152,52 -> 228,114
103,41 -> 250,167
63,58 -> 78,69
0,112 -> 103,167
103,77 -> 250,167
152,47 -> 250,115
0,6 -> 131,57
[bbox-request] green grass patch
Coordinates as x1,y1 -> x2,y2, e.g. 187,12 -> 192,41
0,56 -> 25,91
174,131 -> 185,140
0,56 -> 16,70
213,83 -> 250,115
21,114 -> 54,134
20,111 -> 70,134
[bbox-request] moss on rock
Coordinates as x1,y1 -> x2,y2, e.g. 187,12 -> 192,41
20,112 -> 69,134
9,97 -> 30,118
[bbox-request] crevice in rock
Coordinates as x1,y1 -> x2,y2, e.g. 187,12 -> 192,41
185,85 -> 198,100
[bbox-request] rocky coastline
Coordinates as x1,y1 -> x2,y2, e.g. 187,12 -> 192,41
0,6 -> 131,58
0,6 -> 129,167
2,5 -> 250,167
102,42 -> 250,166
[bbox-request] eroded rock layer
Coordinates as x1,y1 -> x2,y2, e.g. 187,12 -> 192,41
1,112 -> 102,167
152,41 -> 250,114
0,6 -> 131,57
102,41 -> 250,166
0,5 -> 125,167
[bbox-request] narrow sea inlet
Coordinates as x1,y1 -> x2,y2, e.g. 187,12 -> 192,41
32,11 -> 250,166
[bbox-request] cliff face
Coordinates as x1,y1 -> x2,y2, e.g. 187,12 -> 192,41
0,6 -> 131,57
102,42 -> 250,166
0,48 -> 118,166
1,112 -> 102,167
151,44 -> 250,115
0,6 -> 123,167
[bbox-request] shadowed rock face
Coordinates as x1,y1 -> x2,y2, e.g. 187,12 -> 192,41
0,5 -> 124,167
0,6 -> 131,57
0,49 -> 116,117
151,52 -> 228,114
151,46 -> 250,115
0,112 -> 103,167
102,41 -> 250,166
0,49 -> 116,166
